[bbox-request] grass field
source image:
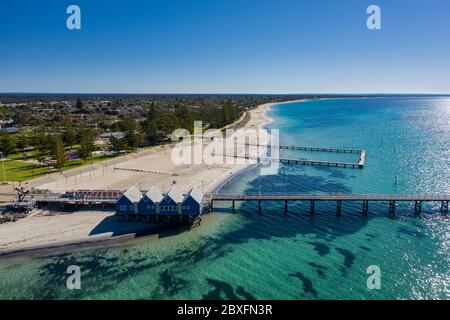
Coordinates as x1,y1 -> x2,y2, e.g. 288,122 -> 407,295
3,143 -> 167,182
2,154 -> 121,182
1,159 -> 49,182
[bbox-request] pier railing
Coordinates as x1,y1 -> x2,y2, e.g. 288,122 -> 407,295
206,192 -> 450,215
250,144 -> 364,154
21,191 -> 450,203
206,192 -> 450,201
224,143 -> 367,169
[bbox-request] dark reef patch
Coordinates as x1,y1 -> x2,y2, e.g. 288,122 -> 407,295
203,279 -> 255,300
308,262 -> 327,278
289,272 -> 318,298
335,247 -> 355,274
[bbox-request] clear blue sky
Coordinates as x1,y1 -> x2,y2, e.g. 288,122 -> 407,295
1,0 -> 449,94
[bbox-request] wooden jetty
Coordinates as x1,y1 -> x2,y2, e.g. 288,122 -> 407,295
233,143 -> 364,154
12,191 -> 449,218
230,154 -> 366,169
230,143 -> 367,169
267,144 -> 363,154
207,193 -> 450,216
275,157 -> 364,169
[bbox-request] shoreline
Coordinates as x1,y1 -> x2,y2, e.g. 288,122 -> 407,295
0,100 -> 305,257
208,99 -> 305,193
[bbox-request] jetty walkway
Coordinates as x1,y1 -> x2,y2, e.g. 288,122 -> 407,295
207,193 -> 450,216
229,143 -> 367,169
5,192 -> 449,217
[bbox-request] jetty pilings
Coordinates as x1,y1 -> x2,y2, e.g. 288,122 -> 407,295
207,194 -> 450,216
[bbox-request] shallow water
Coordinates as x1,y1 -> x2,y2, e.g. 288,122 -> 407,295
0,97 -> 449,300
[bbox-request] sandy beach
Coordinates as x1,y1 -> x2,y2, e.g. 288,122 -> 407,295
0,101 -> 291,256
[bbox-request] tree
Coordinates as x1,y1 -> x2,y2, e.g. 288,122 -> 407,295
75,98 -> 83,109
78,128 -> 96,161
0,130 -> 16,157
13,111 -> 32,127
120,116 -> 144,149
144,105 -> 161,144
144,119 -> 159,144
33,130 -> 49,164
157,112 -> 180,138
52,138 -> 66,171
109,136 -> 126,153
174,105 -> 194,132
15,132 -> 28,151
63,117 -> 77,148
222,100 -> 238,125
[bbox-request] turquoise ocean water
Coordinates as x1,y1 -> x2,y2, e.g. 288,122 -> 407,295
0,97 -> 449,299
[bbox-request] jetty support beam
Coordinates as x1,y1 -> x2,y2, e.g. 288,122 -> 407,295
414,201 -> 422,215
336,200 -> 342,216
389,201 -> 396,215
284,200 -> 288,216
258,200 -> 262,215
362,200 -> 369,216
441,201 -> 449,213
310,200 -> 315,215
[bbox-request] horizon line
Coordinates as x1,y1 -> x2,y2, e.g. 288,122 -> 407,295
1,92 -> 450,96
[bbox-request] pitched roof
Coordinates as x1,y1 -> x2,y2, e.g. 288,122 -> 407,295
183,186 -> 204,204
166,184 -> 183,203
145,186 -> 163,203
122,185 -> 143,203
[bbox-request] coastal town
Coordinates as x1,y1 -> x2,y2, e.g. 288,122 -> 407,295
1,0 -> 449,303
0,94 -> 313,255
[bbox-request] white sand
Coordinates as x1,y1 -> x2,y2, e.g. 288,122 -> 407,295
0,101 -> 285,256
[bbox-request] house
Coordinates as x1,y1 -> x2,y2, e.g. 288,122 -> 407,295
138,186 -> 163,214
4,127 -> 19,134
99,132 -> 126,139
181,186 -> 204,216
159,184 -> 183,215
116,185 -> 142,215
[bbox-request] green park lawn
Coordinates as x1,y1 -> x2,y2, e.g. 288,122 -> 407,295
1,159 -> 49,182
2,143 -> 166,182
2,153 -> 120,182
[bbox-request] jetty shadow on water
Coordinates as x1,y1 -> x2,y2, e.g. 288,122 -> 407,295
244,167 -> 353,195
89,216 -> 191,238
89,215 -> 158,237
215,169 -> 372,242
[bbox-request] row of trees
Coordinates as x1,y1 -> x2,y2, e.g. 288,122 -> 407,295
0,125 -> 96,171
109,101 -> 241,148
144,101 -> 241,143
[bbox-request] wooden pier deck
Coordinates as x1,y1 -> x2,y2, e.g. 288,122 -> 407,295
231,143 -> 367,169
234,143 -> 364,154
207,193 -> 450,216
12,192 -> 449,217
266,144 -> 363,154
230,154 -> 366,169
274,157 -> 364,169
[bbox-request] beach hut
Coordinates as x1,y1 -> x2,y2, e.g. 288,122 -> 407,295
181,186 -> 204,216
159,185 -> 183,215
116,185 -> 142,215
138,186 -> 163,214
